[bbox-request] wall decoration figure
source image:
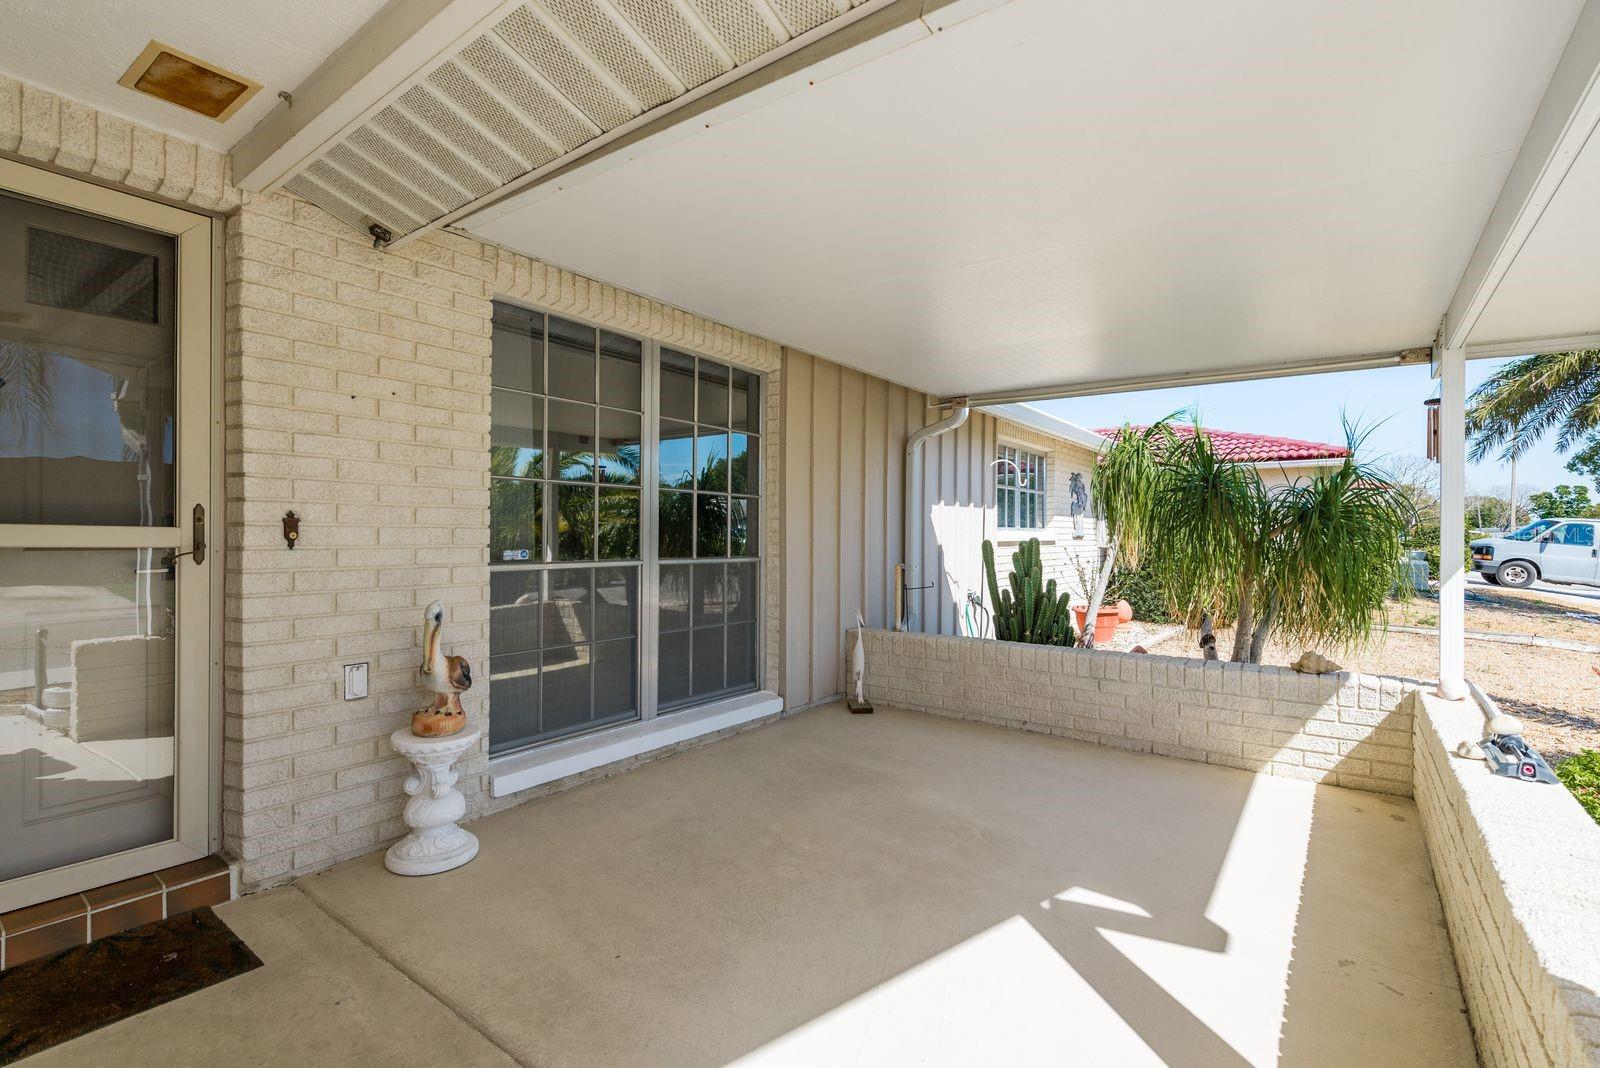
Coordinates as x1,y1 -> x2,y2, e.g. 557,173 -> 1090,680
1069,472 -> 1089,537
413,599 -> 472,737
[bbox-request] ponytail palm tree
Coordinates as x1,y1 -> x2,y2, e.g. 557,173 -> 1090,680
1267,452 -> 1414,656
1142,422 -> 1415,663
1076,417 -> 1413,661
1081,419 -> 1170,648
0,342 -> 56,447
1148,426 -> 1272,660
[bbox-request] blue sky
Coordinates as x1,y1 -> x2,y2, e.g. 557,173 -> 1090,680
1034,357 -> 1582,497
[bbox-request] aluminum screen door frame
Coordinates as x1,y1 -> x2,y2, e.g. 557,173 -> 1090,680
0,158 -> 217,914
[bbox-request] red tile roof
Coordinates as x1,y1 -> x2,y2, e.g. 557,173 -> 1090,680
1094,425 -> 1351,464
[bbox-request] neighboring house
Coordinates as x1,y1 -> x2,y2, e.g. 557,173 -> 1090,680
966,410 -> 1353,627
1096,424 -> 1353,489
981,404 -> 1107,610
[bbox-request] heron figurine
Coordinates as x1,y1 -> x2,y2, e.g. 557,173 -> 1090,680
412,599 -> 472,737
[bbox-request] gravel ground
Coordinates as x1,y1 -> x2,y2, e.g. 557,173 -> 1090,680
1146,625 -> 1600,765
1100,621 -> 1181,652
1390,588 -> 1600,644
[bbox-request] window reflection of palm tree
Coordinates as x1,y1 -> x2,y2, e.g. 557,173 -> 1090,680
489,447 -> 542,561
0,342 -> 57,438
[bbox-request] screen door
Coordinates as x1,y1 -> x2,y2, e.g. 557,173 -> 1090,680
0,161 -> 214,912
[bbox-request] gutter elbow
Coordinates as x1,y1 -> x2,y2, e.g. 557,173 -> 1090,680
906,403 -> 970,457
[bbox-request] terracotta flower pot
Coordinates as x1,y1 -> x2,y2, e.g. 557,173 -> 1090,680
1115,599 -> 1134,623
1072,604 -> 1122,645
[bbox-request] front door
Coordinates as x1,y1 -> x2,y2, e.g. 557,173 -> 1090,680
0,160 -> 214,912
1538,521 -> 1599,584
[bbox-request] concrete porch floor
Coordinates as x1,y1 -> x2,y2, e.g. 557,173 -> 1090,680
35,704 -> 1475,1066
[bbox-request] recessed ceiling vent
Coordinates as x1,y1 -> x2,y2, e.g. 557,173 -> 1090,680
119,41 -> 262,121
265,0 -> 871,247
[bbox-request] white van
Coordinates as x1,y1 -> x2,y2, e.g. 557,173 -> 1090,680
1470,518 -> 1598,588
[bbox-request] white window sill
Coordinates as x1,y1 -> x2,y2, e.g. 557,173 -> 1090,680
995,530 -> 1056,544
488,690 -> 784,798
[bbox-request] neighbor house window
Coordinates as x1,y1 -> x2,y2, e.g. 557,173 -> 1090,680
997,446 -> 1046,529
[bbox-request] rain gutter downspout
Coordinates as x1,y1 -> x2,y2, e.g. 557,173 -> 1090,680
900,399 -> 970,632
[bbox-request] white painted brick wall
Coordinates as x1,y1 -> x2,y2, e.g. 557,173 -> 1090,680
856,629 -> 1417,795
992,420 -> 1105,603
1414,691 -> 1600,1067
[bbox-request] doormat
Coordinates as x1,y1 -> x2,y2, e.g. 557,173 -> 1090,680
0,907 -> 262,1063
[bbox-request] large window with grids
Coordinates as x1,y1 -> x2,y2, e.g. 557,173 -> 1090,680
996,445 -> 1047,530
656,349 -> 761,711
488,304 -> 763,755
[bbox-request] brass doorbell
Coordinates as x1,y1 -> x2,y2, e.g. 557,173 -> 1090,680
282,510 -> 301,549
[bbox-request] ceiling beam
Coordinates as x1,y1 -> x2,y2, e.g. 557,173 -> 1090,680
1463,330 -> 1600,361
932,348 -> 1433,409
1439,0 -> 1600,352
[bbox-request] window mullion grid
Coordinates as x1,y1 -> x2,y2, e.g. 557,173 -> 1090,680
691,354 -> 699,563
640,340 -> 660,721
492,312 -> 764,746
538,317 -> 552,740
588,331 -> 600,727
540,318 -> 556,566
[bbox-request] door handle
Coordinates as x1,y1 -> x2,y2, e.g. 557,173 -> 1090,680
163,504 -> 207,567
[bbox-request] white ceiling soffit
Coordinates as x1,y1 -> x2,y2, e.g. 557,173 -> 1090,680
462,0 -> 1587,399
1467,137 -> 1600,354
0,0 -> 387,149
232,0 -> 890,245
1442,0 -> 1600,357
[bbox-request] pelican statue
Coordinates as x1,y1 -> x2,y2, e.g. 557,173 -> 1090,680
412,599 -> 472,737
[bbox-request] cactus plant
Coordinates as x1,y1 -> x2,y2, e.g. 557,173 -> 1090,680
982,537 -> 1075,646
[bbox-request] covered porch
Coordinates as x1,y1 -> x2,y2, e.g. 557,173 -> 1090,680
6,0 -> 1600,1062
31,703 -> 1471,1066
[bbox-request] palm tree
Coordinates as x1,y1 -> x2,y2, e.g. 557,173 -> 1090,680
1466,350 -> 1600,463
1146,422 -> 1415,663
1081,420 -> 1170,648
1148,425 -> 1271,661
0,342 -> 56,448
1266,452 -> 1414,657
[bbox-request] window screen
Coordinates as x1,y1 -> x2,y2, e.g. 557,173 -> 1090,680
489,307 -> 642,753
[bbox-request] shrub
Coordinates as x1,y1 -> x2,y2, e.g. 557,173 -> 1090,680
1401,520 -> 1474,580
1556,750 -> 1600,825
1105,562 -> 1175,623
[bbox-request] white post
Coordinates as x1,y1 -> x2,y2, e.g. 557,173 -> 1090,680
1436,346 -> 1467,701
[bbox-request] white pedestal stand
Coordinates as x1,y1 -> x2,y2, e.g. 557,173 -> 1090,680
385,727 -> 480,876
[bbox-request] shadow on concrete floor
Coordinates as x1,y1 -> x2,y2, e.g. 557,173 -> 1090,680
28,702 -> 1475,1065
279,704 -> 1473,1066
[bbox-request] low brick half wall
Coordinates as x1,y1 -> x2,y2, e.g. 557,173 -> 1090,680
1414,691 -> 1600,1066
71,635 -> 174,744
855,629 -> 1417,796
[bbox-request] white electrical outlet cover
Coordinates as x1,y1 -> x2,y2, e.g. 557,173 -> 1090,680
344,662 -> 368,700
